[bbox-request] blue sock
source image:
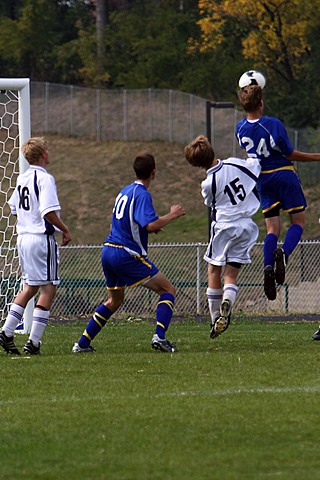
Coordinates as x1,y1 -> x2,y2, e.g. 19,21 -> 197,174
155,293 -> 175,339
264,233 -> 278,267
283,224 -> 303,256
78,304 -> 112,348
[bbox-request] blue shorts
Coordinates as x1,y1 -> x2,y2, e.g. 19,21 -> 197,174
258,169 -> 307,214
101,244 -> 159,290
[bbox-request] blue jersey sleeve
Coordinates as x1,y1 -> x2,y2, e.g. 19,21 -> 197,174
133,190 -> 158,228
272,118 -> 294,156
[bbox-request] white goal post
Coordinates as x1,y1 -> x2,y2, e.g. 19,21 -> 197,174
0,78 -> 33,334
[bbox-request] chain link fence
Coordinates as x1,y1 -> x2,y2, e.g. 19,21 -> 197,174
30,82 -> 320,185
45,241 -> 320,320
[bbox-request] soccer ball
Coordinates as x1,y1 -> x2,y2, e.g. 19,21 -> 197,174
238,70 -> 266,89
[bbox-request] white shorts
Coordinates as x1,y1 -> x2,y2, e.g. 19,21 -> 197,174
204,218 -> 259,266
17,233 -> 60,286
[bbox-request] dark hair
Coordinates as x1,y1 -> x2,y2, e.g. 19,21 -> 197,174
238,85 -> 263,112
184,135 -> 215,169
133,152 -> 156,179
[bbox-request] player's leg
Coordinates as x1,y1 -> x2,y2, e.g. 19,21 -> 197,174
2,285 -> 38,335
213,263 -> 240,337
144,272 -> 176,352
21,234 -> 61,354
204,222 -> 233,338
23,284 -> 56,355
73,245 -> 125,353
206,263 -> 223,338
0,233 -> 41,354
274,210 -> 305,283
264,215 -> 281,266
73,288 -> 124,353
263,214 -> 281,300
212,217 -> 258,338
273,172 -> 306,284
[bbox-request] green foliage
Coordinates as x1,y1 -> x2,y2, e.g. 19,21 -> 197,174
195,0 -> 320,127
1,0 -> 320,126
105,4 -> 198,89
0,0 -> 95,83
1,320 -> 320,479
0,0 -> 20,19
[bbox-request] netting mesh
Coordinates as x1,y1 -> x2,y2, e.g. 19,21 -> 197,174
0,90 -> 21,318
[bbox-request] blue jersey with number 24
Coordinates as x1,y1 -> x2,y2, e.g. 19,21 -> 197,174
235,115 -> 294,172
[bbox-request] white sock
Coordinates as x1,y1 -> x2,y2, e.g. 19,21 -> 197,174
206,287 -> 222,322
223,283 -> 238,307
3,304 -> 25,337
29,309 -> 50,346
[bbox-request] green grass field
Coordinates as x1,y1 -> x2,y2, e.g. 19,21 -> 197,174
1,319 -> 320,480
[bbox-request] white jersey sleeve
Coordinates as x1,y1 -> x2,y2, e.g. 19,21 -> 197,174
201,157 -> 261,222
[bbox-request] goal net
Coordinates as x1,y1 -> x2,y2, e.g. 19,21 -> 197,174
0,78 -> 33,333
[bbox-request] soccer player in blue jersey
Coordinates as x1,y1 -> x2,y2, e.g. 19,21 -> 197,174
72,152 -> 185,353
236,85 -> 320,301
185,135 -> 261,339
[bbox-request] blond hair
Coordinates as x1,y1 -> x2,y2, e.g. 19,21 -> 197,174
21,137 -> 48,165
184,135 -> 215,169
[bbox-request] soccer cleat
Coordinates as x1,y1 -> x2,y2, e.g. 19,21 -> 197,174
72,342 -> 96,353
217,299 -> 232,334
264,265 -> 276,301
312,328 -> 320,341
23,339 -> 41,355
210,300 -> 232,339
273,247 -> 287,284
0,331 -> 21,355
210,317 -> 220,339
151,334 -> 175,353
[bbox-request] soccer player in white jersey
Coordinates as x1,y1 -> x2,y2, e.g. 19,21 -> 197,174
185,135 -> 261,339
0,137 -> 71,355
236,85 -> 320,304
72,152 -> 185,353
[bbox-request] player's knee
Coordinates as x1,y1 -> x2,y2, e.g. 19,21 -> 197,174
106,298 -> 123,312
165,284 -> 176,297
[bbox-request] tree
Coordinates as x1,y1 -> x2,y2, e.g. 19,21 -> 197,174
0,0 -> 96,83
0,0 -> 21,19
103,2 -> 198,89
193,0 -> 320,126
95,0 -> 108,84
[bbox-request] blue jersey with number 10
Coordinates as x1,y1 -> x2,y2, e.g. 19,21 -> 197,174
235,116 -> 294,172
105,181 -> 158,257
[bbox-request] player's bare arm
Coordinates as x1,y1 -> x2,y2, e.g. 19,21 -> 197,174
146,204 -> 186,233
288,150 -> 320,162
44,211 -> 72,246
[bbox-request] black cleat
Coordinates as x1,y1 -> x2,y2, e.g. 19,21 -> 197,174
210,300 -> 232,339
264,265 -> 276,300
312,328 -> 320,341
0,331 -> 21,355
23,339 -> 41,355
151,334 -> 175,352
273,248 -> 287,284
210,317 -> 220,339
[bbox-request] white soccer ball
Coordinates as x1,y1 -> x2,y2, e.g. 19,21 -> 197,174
238,70 -> 266,89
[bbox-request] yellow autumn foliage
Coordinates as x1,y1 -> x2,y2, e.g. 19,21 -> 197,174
195,0 -> 320,79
